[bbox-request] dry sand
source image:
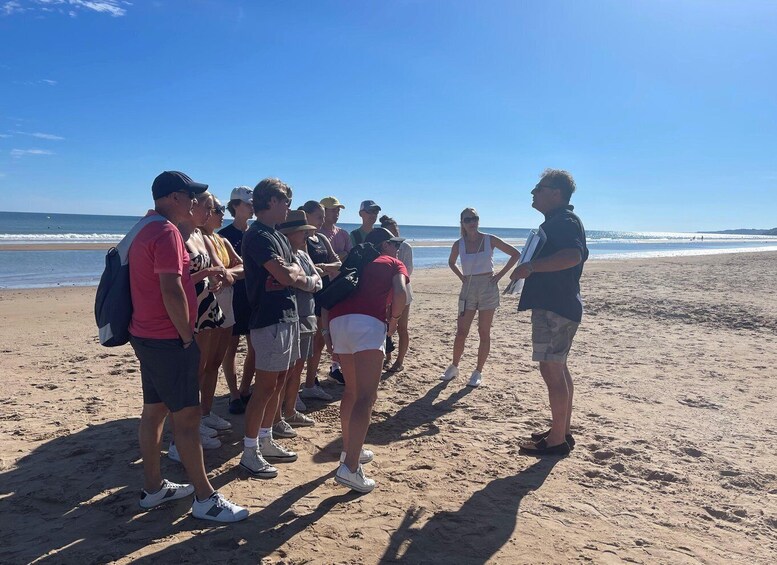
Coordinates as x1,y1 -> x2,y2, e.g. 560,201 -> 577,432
1,252 -> 775,564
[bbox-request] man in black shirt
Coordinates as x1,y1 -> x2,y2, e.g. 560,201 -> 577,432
510,169 -> 588,457
239,178 -> 307,478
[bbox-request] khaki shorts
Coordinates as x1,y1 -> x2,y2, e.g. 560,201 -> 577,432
531,309 -> 579,363
459,273 -> 499,312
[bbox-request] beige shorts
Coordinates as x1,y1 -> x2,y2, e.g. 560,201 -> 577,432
531,309 -> 579,363
459,273 -> 499,312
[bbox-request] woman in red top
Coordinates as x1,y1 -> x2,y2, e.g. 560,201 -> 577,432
323,227 -> 408,493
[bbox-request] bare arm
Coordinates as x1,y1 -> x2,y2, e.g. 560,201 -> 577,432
263,256 -> 305,287
387,273 -> 408,337
222,237 -> 245,281
448,242 -> 464,282
510,248 -> 583,280
159,272 -> 194,344
490,236 -> 520,283
316,235 -> 342,276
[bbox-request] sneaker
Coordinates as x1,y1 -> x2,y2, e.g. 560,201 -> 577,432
228,398 -> 245,415
335,463 -> 375,493
139,479 -> 194,509
239,447 -> 278,478
286,411 -> 315,427
259,436 -> 298,463
191,491 -> 249,523
201,433 -> 222,450
340,448 -> 374,465
202,412 -> 232,431
295,394 -> 307,412
167,443 -> 181,463
467,370 -> 482,388
440,364 -> 459,381
272,419 -> 297,439
199,422 -> 218,438
300,384 -> 333,401
329,367 -> 345,384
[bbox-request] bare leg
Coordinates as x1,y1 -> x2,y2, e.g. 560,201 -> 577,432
475,309 -> 495,372
342,349 -> 383,472
238,337 -> 255,397
393,304 -> 411,368
170,405 -> 215,500
264,370 -> 288,429
201,327 -> 231,415
283,358 -> 306,419
222,335 -> 240,400
304,322 -> 325,388
139,403 -> 169,492
539,361 -> 570,446
452,309 -> 477,366
563,363 -> 574,434
338,353 -> 355,452
244,369 -> 282,439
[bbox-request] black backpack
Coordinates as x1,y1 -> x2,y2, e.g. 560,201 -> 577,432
316,243 -> 380,310
95,214 -> 166,346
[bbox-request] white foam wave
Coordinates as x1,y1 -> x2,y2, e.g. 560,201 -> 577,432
0,233 -> 122,243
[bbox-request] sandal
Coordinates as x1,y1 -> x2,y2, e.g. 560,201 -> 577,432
386,363 -> 404,373
518,438 -> 571,457
530,429 -> 576,449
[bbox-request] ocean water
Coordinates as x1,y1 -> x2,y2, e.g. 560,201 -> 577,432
1,211 -> 776,289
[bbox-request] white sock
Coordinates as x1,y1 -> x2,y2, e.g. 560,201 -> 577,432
243,436 -> 258,448
258,427 -> 272,439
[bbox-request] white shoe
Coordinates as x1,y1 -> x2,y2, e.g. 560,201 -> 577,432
340,448 -> 374,465
286,410 -> 315,427
200,433 -> 222,450
258,436 -> 298,463
167,443 -> 181,463
467,370 -> 482,388
191,492 -> 248,522
239,447 -> 278,479
335,463 -> 375,493
201,412 -> 231,431
299,384 -> 333,401
139,478 -> 194,509
440,364 -> 459,381
272,419 -> 297,439
295,394 -> 307,412
199,422 -> 218,438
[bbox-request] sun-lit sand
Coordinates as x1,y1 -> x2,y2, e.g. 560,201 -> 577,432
1,252 -> 775,563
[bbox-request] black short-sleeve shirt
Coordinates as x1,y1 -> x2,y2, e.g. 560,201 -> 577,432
242,220 -> 298,329
218,223 -> 244,256
518,205 -> 588,323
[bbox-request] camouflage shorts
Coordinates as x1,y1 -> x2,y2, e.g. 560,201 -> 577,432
531,309 -> 579,363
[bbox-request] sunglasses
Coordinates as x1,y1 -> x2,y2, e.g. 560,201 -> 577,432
213,205 -> 226,215
387,240 -> 401,248
462,216 -> 479,224
175,190 -> 197,200
532,184 -> 559,193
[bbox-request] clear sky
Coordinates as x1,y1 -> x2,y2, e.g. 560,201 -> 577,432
1,0 -> 775,231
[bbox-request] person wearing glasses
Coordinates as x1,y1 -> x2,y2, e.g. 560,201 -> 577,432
349,200 -> 381,246
322,227 -> 409,493
441,208 -> 519,387
510,169 -> 588,457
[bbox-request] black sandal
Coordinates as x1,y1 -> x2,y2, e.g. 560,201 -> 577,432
530,429 -> 576,449
519,438 -> 571,457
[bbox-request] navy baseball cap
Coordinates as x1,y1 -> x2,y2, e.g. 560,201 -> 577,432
365,227 -> 404,246
152,171 -> 208,200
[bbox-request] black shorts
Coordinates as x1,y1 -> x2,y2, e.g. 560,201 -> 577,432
130,336 -> 200,412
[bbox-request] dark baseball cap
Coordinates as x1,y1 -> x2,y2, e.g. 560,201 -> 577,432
152,170 -> 209,200
365,227 -> 405,246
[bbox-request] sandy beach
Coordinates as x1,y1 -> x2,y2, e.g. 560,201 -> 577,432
1,251 -> 775,564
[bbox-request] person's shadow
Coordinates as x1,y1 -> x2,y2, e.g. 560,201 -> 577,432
380,459 -> 559,564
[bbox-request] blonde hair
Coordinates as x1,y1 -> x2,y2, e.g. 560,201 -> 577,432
460,207 -> 478,237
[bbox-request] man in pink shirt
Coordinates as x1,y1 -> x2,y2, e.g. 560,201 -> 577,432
318,196 -> 351,260
129,170 -> 247,522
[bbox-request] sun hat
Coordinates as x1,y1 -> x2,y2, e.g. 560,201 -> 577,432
277,210 -> 317,235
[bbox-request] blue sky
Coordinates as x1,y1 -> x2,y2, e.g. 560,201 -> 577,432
1,0 -> 775,231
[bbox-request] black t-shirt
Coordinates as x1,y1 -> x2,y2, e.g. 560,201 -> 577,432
218,223 -> 245,256
518,205 -> 588,323
242,220 -> 298,329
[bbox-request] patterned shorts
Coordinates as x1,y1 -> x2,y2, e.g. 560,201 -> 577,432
531,309 -> 579,363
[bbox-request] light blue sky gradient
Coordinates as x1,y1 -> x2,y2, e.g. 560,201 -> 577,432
1,0 -> 775,231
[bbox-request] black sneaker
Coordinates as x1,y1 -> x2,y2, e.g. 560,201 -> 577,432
228,398 -> 245,415
329,367 -> 345,384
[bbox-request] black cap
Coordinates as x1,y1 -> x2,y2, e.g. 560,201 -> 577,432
152,171 -> 209,200
365,227 -> 405,246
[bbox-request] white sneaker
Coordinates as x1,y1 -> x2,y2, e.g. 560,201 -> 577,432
201,433 -> 222,450
295,394 -> 307,412
467,370 -> 482,388
299,384 -> 333,401
201,412 -> 232,431
259,436 -> 298,463
286,410 -> 315,427
440,364 -> 459,381
335,463 -> 375,493
272,419 -> 297,439
199,422 -> 218,438
167,443 -> 181,463
191,491 -> 249,523
139,479 -> 194,509
340,448 -> 374,465
239,447 -> 278,479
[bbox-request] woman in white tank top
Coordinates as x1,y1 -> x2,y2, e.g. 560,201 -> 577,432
441,207 -> 520,387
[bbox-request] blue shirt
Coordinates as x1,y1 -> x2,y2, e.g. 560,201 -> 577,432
518,205 -> 588,323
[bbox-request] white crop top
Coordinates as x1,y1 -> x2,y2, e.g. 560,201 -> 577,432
458,234 -> 494,276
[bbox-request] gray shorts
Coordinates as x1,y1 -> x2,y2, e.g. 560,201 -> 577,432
250,322 -> 301,372
300,331 -> 315,360
531,309 -> 579,363
130,336 -> 200,412
459,273 -> 499,312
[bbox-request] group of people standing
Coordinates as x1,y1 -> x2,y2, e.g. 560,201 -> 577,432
127,167 -> 588,524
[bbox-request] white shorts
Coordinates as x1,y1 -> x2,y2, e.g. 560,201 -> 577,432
330,314 -> 386,355
214,286 -> 235,328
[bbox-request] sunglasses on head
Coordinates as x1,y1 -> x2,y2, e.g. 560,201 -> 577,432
462,216 -> 479,224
